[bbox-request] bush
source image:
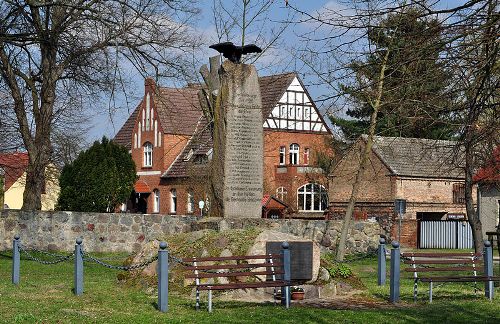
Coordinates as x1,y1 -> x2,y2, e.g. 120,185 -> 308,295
327,263 -> 353,279
57,137 -> 136,212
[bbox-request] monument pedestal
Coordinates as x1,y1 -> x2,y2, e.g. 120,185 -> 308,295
220,61 -> 263,218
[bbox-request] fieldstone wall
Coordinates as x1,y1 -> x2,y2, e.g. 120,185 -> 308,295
0,210 -> 381,254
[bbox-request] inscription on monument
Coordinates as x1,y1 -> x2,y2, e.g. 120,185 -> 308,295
222,62 -> 263,218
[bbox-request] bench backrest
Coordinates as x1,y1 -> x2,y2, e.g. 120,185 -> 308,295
182,254 -> 284,284
401,252 -> 483,279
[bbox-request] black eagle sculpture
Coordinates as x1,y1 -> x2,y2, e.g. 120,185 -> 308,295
209,41 -> 262,64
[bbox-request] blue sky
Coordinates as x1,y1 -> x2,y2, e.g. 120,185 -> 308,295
88,0 -> 468,143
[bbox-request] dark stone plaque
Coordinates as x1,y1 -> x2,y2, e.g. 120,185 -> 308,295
266,241 -> 313,281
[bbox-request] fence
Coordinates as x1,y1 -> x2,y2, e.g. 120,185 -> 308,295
7,235 -> 292,313
419,220 -> 473,249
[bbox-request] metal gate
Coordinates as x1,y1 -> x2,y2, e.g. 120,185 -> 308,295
419,220 -> 473,249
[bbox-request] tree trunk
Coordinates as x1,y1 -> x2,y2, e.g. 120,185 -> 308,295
336,49 -> 390,261
465,138 -> 483,253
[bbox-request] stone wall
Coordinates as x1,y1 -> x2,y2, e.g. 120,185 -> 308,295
0,210 -> 381,254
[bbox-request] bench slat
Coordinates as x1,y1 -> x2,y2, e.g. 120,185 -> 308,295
184,262 -> 282,271
402,252 -> 480,258
197,281 -> 286,290
185,270 -> 285,279
404,267 -> 479,272
182,254 -> 282,262
404,259 -> 477,265
420,276 -> 500,283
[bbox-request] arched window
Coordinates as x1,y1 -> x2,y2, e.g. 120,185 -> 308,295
297,183 -> 328,212
289,143 -> 299,165
153,189 -> 160,213
276,187 -> 287,201
143,142 -> 153,167
187,190 -> 194,213
170,189 -> 177,213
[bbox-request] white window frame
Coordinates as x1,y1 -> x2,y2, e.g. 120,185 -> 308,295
297,183 -> 328,212
170,188 -> 177,214
289,143 -> 299,165
143,142 -> 153,167
153,189 -> 160,213
187,191 -> 194,213
276,187 -> 287,201
279,146 -> 286,165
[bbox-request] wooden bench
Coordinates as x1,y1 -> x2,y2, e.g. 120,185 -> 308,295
182,253 -> 289,312
402,252 -> 500,302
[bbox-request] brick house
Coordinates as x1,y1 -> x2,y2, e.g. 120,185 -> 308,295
114,73 -> 333,216
329,135 -> 472,247
475,145 -> 500,236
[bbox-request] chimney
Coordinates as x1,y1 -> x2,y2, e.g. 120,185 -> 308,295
145,77 -> 156,94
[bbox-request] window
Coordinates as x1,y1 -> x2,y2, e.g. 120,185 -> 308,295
187,191 -> 195,213
297,183 -> 328,212
170,189 -> 177,213
276,187 -> 287,201
452,183 -> 465,204
289,143 -> 299,165
153,189 -> 160,213
279,146 -> 286,165
143,142 -> 153,167
303,148 -> 310,165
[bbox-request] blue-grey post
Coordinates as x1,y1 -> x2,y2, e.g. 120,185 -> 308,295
158,242 -> 169,312
389,241 -> 400,303
281,241 -> 291,308
378,238 -> 386,286
12,235 -> 20,285
74,238 -> 83,296
484,240 -> 494,300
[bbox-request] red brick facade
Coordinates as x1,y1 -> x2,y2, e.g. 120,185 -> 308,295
115,73 -> 333,217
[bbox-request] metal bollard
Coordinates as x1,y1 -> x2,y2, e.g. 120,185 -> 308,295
12,235 -> 20,285
378,238 -> 386,286
484,240 -> 494,300
389,241 -> 400,303
74,238 -> 83,296
281,241 -> 291,308
158,242 -> 169,312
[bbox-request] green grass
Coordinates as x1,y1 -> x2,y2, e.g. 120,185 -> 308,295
1,251 -> 500,323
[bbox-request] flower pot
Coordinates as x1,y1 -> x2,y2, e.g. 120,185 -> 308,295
291,291 -> 305,300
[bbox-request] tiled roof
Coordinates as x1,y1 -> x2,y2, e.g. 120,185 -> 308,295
259,72 -> 297,119
162,116 -> 212,178
113,105 -> 140,150
366,135 -> 464,179
155,86 -> 203,135
134,179 -> 151,193
0,152 -> 29,191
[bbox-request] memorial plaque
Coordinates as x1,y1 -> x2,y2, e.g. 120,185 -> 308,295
221,61 -> 263,218
266,241 -> 313,281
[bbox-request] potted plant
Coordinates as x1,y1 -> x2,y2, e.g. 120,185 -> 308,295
291,286 -> 305,300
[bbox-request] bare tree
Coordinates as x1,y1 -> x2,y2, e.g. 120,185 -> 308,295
0,0 -> 200,210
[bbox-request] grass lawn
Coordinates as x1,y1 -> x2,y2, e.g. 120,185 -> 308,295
1,250 -> 500,324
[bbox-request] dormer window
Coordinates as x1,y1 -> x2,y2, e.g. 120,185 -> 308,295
143,142 -> 153,167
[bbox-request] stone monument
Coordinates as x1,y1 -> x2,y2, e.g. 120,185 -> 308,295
219,60 -> 263,218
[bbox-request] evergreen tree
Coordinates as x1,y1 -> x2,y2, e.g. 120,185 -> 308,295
334,8 -> 456,140
57,137 -> 136,212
